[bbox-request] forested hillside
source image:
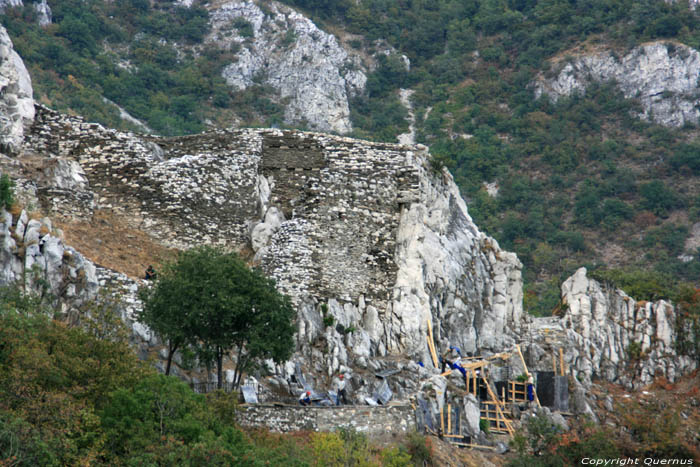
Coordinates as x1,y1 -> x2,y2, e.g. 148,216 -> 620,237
3,0 -> 700,313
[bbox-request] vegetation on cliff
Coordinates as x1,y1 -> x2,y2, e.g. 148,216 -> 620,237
2,0 -> 700,314
282,0 -> 700,315
0,286 -> 433,465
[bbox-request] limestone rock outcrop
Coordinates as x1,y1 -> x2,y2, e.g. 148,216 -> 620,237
525,268 -> 696,390
0,25 -> 34,153
207,0 -> 366,134
0,208 -> 98,310
533,41 -> 700,127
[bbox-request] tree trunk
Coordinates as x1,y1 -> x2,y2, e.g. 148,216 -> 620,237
233,345 -> 245,390
165,340 -> 179,376
216,346 -> 224,390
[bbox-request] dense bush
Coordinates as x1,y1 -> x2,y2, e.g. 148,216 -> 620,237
0,286 -> 431,465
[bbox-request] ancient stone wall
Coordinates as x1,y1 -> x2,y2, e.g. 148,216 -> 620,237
22,103 -> 524,402
235,405 -> 416,436
26,106 -> 264,248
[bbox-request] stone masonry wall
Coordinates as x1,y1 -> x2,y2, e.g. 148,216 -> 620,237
235,405 -> 416,436
22,103 -> 524,402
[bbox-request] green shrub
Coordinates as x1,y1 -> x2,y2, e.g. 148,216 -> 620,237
0,174 -> 14,210
626,340 -> 643,361
588,268 -> 674,302
232,17 -> 254,38
639,181 -> 681,217
403,432 -> 433,465
479,418 -> 490,434
381,446 -> 412,467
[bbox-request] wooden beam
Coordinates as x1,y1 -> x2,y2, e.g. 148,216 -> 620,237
453,443 -> 498,450
426,335 -> 438,369
440,369 -> 452,377
515,344 -> 528,375
516,344 -> 541,407
559,348 -> 565,376
426,318 -> 439,369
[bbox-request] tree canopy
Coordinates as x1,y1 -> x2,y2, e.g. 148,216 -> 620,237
138,246 -> 296,388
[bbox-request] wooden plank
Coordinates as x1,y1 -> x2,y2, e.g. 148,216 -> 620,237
559,348 -> 565,376
516,344 -> 541,407
426,319 -> 439,368
426,335 -> 438,369
459,360 -> 490,370
515,344 -> 528,375
453,443 -> 498,450
443,434 -> 463,438
440,369 -> 452,377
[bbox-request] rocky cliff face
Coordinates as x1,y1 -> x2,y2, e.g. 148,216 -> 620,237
0,25 -> 34,153
533,41 -> 700,127
20,104 -> 523,396
524,268 -> 696,392
207,0 -> 366,134
0,25 -> 696,416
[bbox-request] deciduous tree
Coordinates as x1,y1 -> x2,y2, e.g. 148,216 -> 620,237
138,246 -> 296,388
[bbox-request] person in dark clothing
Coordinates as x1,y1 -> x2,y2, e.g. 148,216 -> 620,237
442,346 -> 466,376
299,391 -> 311,406
145,265 -> 156,280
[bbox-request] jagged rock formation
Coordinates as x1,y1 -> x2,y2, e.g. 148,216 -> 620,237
0,25 -> 34,153
533,41 -> 700,127
0,207 -> 98,310
207,0 -> 366,134
524,268 -> 697,391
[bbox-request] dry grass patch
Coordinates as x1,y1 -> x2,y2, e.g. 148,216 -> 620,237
56,209 -> 178,280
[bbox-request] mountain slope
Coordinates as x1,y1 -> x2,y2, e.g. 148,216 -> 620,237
2,0 -> 700,313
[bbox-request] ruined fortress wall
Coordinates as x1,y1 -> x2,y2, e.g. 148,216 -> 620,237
235,405 -> 416,436
27,106 -> 422,310
259,135 -> 421,309
26,106 -> 263,247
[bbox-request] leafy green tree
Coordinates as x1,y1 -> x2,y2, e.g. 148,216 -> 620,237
138,246 -> 296,389
639,181 -> 681,217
